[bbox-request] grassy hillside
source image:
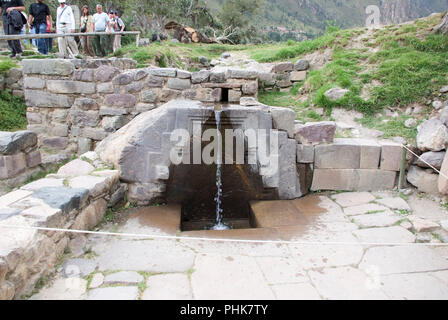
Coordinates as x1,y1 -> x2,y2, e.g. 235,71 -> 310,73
256,13 -> 448,142
209,0 -> 447,38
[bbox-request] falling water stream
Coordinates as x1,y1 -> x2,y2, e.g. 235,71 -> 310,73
210,108 -> 231,231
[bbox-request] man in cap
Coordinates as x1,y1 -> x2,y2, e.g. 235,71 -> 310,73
56,0 -> 78,58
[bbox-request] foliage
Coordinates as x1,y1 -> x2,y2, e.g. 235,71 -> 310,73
0,58 -> 17,73
0,91 -> 27,132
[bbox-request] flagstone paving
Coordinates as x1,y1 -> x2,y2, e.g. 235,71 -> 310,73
29,191 -> 448,300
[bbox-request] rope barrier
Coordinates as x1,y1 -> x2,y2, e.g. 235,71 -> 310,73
1,223 -> 447,247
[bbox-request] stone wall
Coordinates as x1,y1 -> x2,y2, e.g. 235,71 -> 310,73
22,58 -> 259,159
295,121 -> 403,192
96,99 -> 304,205
241,60 -> 309,91
1,67 -> 23,96
0,131 -> 42,195
0,153 -> 122,299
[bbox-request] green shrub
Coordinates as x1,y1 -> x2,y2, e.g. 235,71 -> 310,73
0,59 -> 17,73
0,91 -> 27,131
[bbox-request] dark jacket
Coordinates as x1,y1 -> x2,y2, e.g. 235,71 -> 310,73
6,9 -> 26,30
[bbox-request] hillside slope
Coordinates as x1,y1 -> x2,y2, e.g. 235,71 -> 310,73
209,0 -> 447,38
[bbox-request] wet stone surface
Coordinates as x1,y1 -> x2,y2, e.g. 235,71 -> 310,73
28,191 -> 448,300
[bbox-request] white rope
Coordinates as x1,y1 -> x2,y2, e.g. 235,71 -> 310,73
1,223 -> 447,247
401,144 -> 448,181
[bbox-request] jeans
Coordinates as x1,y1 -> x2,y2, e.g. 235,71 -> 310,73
2,15 -> 22,55
34,23 -> 48,54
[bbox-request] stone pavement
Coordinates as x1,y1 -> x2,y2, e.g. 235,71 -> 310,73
29,191 -> 448,300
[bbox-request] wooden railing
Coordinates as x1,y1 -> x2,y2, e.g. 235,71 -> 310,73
0,31 -> 141,47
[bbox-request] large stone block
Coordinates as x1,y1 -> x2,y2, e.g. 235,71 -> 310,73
150,68 -> 176,77
315,141 -> 360,169
191,70 -> 210,84
297,144 -> 314,163
209,72 -> 226,83
312,168 -> 358,191
379,140 -> 402,171
295,121 -> 336,145
23,77 -> 45,89
242,81 -> 258,95
417,118 -> 448,152
25,90 -> 71,108
51,124 -> 69,137
160,89 -> 182,102
228,90 -> 242,103
48,80 -> 96,94
74,98 -> 98,110
73,69 -> 94,82
125,82 -> 144,94
228,69 -> 258,79
41,137 -> 69,150
94,65 -> 119,82
146,75 -> 164,87
0,153 -> 26,179
70,109 -> 100,127
113,73 -> 133,86
270,107 -> 295,138
416,151 -> 445,170
72,198 -> 107,231
104,94 -> 136,108
290,71 -> 307,82
272,62 -> 293,73
22,59 -> 74,76
167,78 -> 191,90
25,150 -> 42,168
357,170 -> 397,191
0,131 -> 37,155
82,128 -> 108,141
408,165 -> 440,195
196,88 -> 222,102
99,106 -> 129,116
97,82 -> 114,94
33,187 -> 89,214
311,169 -> 396,191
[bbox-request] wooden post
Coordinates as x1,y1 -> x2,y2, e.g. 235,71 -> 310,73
136,33 -> 140,47
398,147 -> 407,190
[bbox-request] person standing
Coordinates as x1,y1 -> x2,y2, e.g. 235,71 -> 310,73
79,5 -> 94,56
0,0 -> 25,58
56,0 -> 78,58
28,0 -> 52,55
110,10 -> 124,53
92,4 -> 111,57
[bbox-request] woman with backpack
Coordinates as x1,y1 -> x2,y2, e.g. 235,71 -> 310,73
110,10 -> 124,53
79,5 -> 94,56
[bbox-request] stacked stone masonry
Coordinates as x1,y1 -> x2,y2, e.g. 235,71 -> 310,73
0,131 -> 42,195
22,58 -> 260,157
258,60 -> 309,91
1,67 -> 23,97
0,153 -> 122,299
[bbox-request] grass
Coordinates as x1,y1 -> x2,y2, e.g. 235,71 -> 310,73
0,57 -> 17,73
247,27 -> 360,63
357,114 -> 420,143
112,42 -> 249,70
0,91 -> 27,131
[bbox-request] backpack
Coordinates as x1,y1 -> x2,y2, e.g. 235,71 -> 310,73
7,10 -> 26,30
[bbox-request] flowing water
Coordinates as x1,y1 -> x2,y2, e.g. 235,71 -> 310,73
211,109 -> 231,231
